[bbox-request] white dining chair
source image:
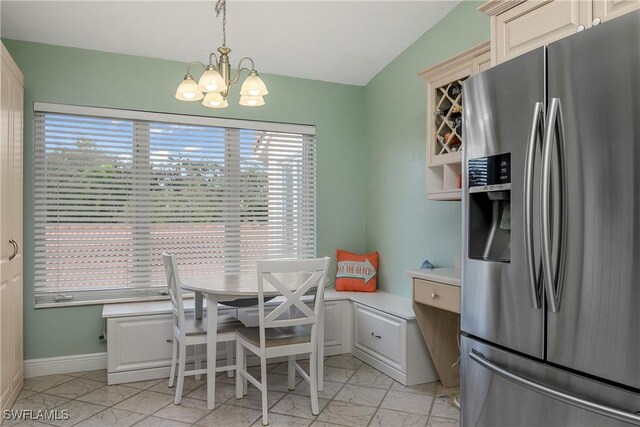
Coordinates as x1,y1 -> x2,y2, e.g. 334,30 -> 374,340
162,252 -> 242,404
234,257 -> 330,426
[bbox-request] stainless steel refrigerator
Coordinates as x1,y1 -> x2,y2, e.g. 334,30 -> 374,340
461,11 -> 640,426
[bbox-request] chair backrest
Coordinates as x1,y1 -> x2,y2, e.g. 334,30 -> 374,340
162,251 -> 186,333
256,257 -> 330,349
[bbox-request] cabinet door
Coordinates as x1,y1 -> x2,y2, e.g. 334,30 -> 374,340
472,51 -> 492,75
592,0 -> 640,24
0,47 -> 24,413
494,0 -> 584,64
321,301 -> 343,349
10,63 -> 24,391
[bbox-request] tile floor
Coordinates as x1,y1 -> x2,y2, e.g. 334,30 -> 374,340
8,354 -> 460,427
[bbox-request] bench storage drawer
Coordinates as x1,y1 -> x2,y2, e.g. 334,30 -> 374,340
353,303 -> 405,371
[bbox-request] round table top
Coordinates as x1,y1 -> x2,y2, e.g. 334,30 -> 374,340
180,271 -> 313,296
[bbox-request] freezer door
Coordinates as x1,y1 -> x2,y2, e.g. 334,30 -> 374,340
462,47 -> 545,358
545,11 -> 640,389
461,336 -> 640,427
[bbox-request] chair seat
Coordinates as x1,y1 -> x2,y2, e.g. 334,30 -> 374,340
236,325 -> 311,347
183,314 -> 243,336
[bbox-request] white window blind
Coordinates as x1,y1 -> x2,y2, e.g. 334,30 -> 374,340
33,104 -> 316,306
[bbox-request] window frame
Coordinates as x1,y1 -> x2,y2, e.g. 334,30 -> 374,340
32,102 -> 317,308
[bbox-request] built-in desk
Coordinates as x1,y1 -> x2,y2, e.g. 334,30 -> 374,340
407,268 -> 460,388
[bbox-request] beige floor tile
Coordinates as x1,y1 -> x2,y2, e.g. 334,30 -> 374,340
263,372 -> 303,392
380,391 -> 433,416
113,390 -> 174,415
196,404 -> 261,426
390,381 -> 440,396
430,397 -> 459,420
346,366 -> 393,389
10,393 -> 69,412
45,378 -> 105,399
76,385 -> 141,407
333,384 -> 386,407
227,387 -> 285,411
253,412 -> 312,427
121,379 -> 163,390
66,371 -> 87,377
370,408 -> 428,427
79,370 -> 107,383
314,401 -> 377,427
47,400 -> 107,427
187,382 -> 236,404
309,422 -> 346,427
322,367 -> 355,384
324,355 -> 363,370
427,416 -> 460,427
23,375 -> 74,392
289,380 -> 343,400
215,372 -> 237,385
8,420 -> 52,427
269,360 -> 310,376
431,383 -> 460,397
270,393 -> 328,419
74,408 -> 146,427
132,415 -> 190,427
152,397 -> 211,424
15,389 -> 37,401
148,376 -> 206,396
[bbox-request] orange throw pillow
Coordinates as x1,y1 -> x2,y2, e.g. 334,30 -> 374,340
335,249 -> 379,292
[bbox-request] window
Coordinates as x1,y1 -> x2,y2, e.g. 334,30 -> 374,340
34,103 -> 316,306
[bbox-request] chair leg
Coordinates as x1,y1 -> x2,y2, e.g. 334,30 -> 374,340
226,341 -> 234,378
175,339 -> 186,405
168,336 -> 177,388
235,340 -> 244,399
309,350 -> 319,416
195,344 -> 202,381
287,355 -> 296,390
261,356 -> 269,426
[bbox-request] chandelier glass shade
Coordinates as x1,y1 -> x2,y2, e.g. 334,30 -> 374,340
174,0 -> 268,108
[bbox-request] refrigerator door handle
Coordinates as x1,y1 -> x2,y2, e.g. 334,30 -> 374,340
470,350 -> 640,425
524,102 -> 545,309
541,98 -> 568,313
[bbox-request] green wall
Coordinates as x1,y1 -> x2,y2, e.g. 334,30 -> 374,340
363,1 -> 489,298
2,39 -> 367,359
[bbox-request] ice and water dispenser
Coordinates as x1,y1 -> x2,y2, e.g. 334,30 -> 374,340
468,153 -> 511,263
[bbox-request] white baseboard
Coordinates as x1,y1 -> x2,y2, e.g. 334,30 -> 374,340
24,353 -> 107,378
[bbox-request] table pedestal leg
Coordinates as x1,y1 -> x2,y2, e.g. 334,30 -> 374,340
207,294 -> 218,410
195,292 -> 203,319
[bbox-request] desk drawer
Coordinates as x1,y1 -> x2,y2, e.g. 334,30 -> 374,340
353,303 -> 405,371
414,279 -> 460,313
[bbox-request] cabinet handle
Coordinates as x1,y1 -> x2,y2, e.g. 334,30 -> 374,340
592,17 -> 601,26
431,292 -> 438,299
166,339 -> 173,343
8,239 -> 18,261
576,25 -> 585,32
371,332 -> 382,339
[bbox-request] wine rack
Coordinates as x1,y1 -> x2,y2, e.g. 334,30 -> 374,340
433,79 -> 466,160
419,41 -> 490,201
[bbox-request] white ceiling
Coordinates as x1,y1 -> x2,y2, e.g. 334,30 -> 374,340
1,1 -> 460,86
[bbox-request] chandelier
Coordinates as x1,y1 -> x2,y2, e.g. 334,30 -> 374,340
174,0 -> 268,109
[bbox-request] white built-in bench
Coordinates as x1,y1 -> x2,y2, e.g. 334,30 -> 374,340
102,290 -> 437,386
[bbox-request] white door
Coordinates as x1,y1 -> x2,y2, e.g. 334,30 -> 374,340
0,42 -> 24,415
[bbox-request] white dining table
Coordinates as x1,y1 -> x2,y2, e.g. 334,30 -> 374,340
181,272 -> 325,410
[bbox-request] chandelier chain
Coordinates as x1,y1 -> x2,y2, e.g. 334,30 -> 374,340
215,0 -> 227,47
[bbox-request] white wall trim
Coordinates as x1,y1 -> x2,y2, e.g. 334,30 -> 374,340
24,352 -> 107,378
